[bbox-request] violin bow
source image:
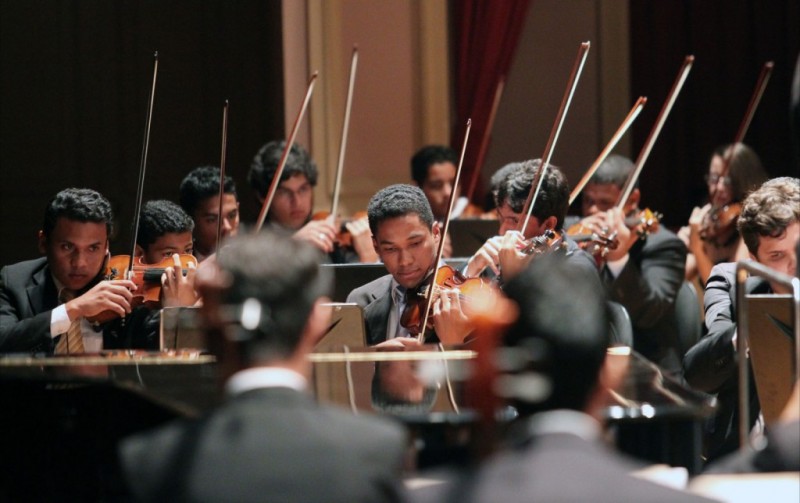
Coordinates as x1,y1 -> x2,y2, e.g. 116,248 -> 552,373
520,42 -> 590,236
465,76 -> 506,203
216,99 -> 230,252
615,55 -> 694,211
330,46 -> 359,220
568,96 -> 647,206
417,118 -> 472,343
128,51 -> 159,275
253,72 -> 319,233
718,61 -> 774,178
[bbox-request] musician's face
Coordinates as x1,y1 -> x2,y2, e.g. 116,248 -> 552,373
582,183 -> 638,216
268,174 -> 314,231
372,214 -> 440,289
193,194 -> 240,257
138,232 -> 194,264
38,217 -> 108,291
753,221 -> 798,294
496,202 -> 544,240
420,162 -> 458,220
708,155 -> 733,206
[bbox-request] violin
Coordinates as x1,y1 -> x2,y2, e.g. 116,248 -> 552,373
311,210 -> 368,249
520,229 -> 569,256
88,254 -> 198,324
400,265 -> 496,337
699,202 -> 741,248
567,207 -> 661,258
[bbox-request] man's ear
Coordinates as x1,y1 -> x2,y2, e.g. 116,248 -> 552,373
37,230 -> 47,255
542,216 -> 558,231
432,220 -> 442,244
134,244 -> 145,258
372,236 -> 380,256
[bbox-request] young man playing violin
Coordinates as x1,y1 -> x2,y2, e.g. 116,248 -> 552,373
248,140 -> 377,263
463,159 -> 598,282
574,155 -> 688,375
179,166 -> 241,262
346,184 -> 473,346
684,177 -> 799,462
0,191 -> 199,354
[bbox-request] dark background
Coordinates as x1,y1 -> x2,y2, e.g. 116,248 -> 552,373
0,0 -> 284,265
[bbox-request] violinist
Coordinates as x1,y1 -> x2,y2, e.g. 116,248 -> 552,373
179,166 -> 241,262
679,143 -> 768,284
248,140 -> 376,263
684,177 -> 798,462
463,160 -> 598,282
576,155 -> 687,375
346,184 -> 473,346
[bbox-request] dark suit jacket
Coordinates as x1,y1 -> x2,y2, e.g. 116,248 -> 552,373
346,237 -> 600,346
605,227 -> 687,374
0,257 -> 160,353
120,386 -> 407,503
683,262 -> 766,461
414,432 -> 715,503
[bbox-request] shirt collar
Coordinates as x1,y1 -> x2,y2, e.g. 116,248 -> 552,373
525,409 -> 601,442
225,367 -> 308,397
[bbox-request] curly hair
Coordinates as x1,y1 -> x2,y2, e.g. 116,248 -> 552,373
367,184 -> 434,235
137,200 -> 195,248
249,141 -> 318,199
738,177 -> 800,255
42,188 -> 114,237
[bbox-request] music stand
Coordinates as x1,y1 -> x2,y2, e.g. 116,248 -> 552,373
736,260 -> 800,448
447,218 -> 499,258
160,306 -> 207,351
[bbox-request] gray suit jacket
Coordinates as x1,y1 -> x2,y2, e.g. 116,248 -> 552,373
120,386 -> 407,503
415,432 -> 715,503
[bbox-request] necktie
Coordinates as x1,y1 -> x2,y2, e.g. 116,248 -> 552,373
55,290 -> 85,354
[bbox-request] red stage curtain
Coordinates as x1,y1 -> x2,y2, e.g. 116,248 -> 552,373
450,0 -> 532,206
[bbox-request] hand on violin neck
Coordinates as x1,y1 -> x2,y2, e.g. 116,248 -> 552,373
431,287 -> 473,345
600,208 -> 634,262
465,235 -> 504,277
161,253 -> 200,307
497,230 -> 533,281
65,279 -> 137,321
293,219 -> 337,254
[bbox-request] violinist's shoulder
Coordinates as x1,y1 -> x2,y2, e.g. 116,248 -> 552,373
345,274 -> 393,305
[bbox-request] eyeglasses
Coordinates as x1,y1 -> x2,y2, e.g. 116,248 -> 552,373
705,174 -> 732,187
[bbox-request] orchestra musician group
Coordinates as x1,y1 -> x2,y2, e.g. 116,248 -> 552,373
1,55 -> 799,503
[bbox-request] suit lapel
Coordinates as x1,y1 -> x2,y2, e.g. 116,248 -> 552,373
27,263 -> 58,315
363,289 -> 392,345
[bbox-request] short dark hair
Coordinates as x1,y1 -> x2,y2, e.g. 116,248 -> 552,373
589,154 -> 635,188
137,200 -> 195,248
738,177 -> 800,255
410,145 -> 458,186
367,184 -> 434,235
502,254 -> 609,414
42,188 -> 114,237
179,166 -> 238,217
217,231 -> 331,361
495,159 -> 570,229
249,141 -> 318,199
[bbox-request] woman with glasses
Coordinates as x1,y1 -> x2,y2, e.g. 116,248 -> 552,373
679,143 -> 768,284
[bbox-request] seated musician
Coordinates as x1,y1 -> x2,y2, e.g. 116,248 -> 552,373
346,184 -> 473,346
179,165 -> 241,262
463,159 -> 598,282
120,231 -> 407,502
248,140 -> 377,263
683,176 -> 799,462
0,191 -> 199,354
575,155 -> 687,375
416,255 -> 713,503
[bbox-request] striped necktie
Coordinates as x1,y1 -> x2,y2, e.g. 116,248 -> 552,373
55,290 -> 85,354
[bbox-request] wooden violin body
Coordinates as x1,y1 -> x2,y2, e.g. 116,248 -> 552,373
699,203 -> 741,248
88,254 -> 198,324
520,229 -> 568,256
400,265 -> 496,336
